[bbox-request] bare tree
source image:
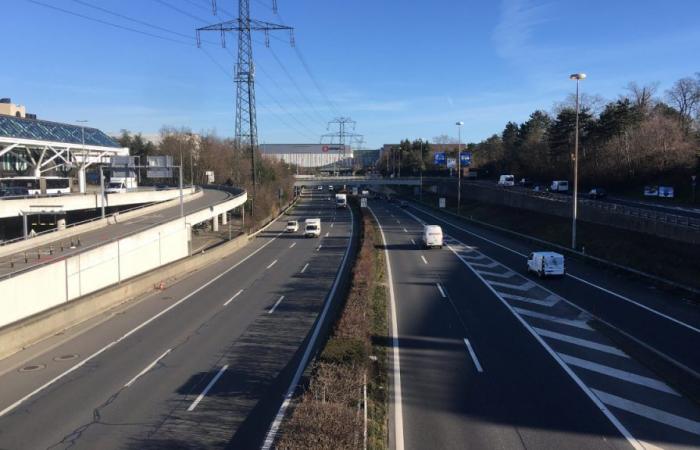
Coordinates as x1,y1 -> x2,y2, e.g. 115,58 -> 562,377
431,134 -> 458,145
553,93 -> 607,116
624,81 -> 659,113
665,75 -> 700,131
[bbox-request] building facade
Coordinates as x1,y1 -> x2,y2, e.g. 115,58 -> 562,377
259,144 -> 353,170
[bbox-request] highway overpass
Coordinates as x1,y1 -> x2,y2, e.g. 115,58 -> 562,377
294,175 -> 419,187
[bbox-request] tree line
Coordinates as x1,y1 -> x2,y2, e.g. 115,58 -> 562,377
383,74 -> 700,190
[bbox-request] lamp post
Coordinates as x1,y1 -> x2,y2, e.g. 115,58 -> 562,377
76,120 -> 88,193
456,121 -> 464,214
569,73 -> 586,250
419,139 -> 424,202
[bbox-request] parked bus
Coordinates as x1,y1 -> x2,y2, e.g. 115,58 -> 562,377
0,177 -> 72,195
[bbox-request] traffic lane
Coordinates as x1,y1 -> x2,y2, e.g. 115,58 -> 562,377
0,201 -> 319,448
373,205 -> 626,450
403,203 -> 700,373
49,214 -> 352,450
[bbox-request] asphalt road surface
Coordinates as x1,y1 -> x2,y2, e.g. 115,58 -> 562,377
371,198 -> 700,450
0,189 -> 355,449
0,188 -> 232,277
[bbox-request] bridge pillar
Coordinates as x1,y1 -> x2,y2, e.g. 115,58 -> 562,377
78,167 -> 87,193
57,218 -> 66,230
222,212 -> 228,225
212,215 -> 219,232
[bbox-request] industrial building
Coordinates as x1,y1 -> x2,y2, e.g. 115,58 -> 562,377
259,144 -> 353,172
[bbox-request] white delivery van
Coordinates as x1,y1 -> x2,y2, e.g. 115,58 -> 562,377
498,175 -> 515,186
550,180 -> 569,192
527,251 -> 565,277
304,218 -> 321,238
105,180 -> 128,193
335,193 -> 347,208
422,225 -> 443,249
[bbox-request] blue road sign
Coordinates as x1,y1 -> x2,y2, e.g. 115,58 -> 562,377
460,151 -> 472,167
434,152 -> 446,165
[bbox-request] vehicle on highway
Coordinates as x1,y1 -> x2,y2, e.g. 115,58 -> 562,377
285,220 -> 299,232
400,200 -> 408,208
422,225 -> 443,249
304,218 -> 321,237
335,193 -> 347,208
519,178 -> 533,187
588,187 -> 607,199
328,185 -> 334,192
105,180 -> 128,193
550,180 -> 569,192
361,189 -> 369,197
498,174 -> 515,186
527,251 -> 565,277
155,183 -> 171,191
317,185 -> 323,190
532,185 -> 543,192
0,186 -> 29,197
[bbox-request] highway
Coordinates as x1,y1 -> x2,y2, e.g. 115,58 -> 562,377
0,189 -> 355,449
0,188 -> 232,277
371,198 -> 700,450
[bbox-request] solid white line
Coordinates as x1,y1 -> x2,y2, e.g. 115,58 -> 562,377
224,289 -> 244,306
289,242 -> 296,248
262,206 -> 355,450
124,348 -> 172,388
0,226 -> 287,418
513,307 -> 592,330
266,259 -> 278,269
463,339 -> 483,373
420,255 -> 428,265
436,283 -> 446,298
410,204 -> 700,335
367,206 -> 405,450
593,389 -> 700,435
560,354 -> 678,395
268,295 -> 285,314
187,364 -> 229,411
533,327 -> 629,358
441,242 -> 643,449
300,263 -> 309,273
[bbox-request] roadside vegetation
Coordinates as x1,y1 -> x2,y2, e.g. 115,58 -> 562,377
117,127 -> 297,228
276,208 -> 389,450
380,74 -> 700,201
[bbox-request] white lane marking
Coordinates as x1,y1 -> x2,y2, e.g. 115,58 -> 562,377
187,364 -> 229,411
476,269 -> 517,279
316,244 -> 322,251
263,207 -> 356,449
366,206 -> 404,450
411,204 -> 700,335
266,259 -> 278,269
0,226 -> 287,418
561,354 -> 678,395
420,255 -> 428,265
469,260 -> 500,269
410,238 -> 416,245
396,219 -> 400,224
224,289 -> 244,306
513,307 -> 592,330
289,242 -> 296,248
592,389 -> 700,435
500,292 -> 560,307
463,339 -> 483,373
330,223 -> 334,228
489,280 -> 537,292
403,227 -> 407,233
436,283 -> 446,298
325,232 -> 329,237
300,263 -> 309,273
533,327 -> 629,358
124,348 -> 172,388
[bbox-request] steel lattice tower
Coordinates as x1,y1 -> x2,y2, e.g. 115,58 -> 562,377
197,1 -> 293,218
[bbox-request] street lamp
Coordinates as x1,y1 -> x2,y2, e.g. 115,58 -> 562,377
456,121 -> 464,214
569,73 -> 586,250
76,120 -> 88,193
419,139 -> 424,202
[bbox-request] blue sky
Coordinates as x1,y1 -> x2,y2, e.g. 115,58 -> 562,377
3,0 -> 699,148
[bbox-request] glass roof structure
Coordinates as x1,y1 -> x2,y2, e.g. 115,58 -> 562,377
0,114 -> 119,148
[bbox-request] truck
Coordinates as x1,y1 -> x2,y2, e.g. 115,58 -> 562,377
304,218 -> 321,238
550,180 -> 569,192
335,193 -> 347,208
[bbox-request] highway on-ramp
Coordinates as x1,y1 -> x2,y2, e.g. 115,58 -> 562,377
0,189 -> 356,449
371,199 -> 700,450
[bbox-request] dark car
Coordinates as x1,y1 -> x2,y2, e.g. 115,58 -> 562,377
155,184 -> 171,191
519,178 -> 533,187
588,188 -> 607,199
400,200 -> 408,208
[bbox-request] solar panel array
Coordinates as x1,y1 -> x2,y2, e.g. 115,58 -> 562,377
0,115 -> 119,148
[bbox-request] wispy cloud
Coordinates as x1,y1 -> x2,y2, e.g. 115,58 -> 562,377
492,0 -> 554,63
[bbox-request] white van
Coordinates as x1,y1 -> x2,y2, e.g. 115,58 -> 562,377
305,218 -> 321,238
422,225 -> 443,249
335,193 -> 347,208
527,251 -> 565,277
285,220 -> 299,232
550,180 -> 569,192
498,175 -> 515,186
105,180 -> 128,193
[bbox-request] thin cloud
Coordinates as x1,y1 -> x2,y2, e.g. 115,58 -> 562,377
492,0 -> 554,62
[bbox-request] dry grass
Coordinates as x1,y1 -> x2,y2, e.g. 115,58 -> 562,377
277,209 -> 389,449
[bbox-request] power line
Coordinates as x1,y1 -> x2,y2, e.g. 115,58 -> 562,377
25,0 -> 194,46
152,0 -> 209,23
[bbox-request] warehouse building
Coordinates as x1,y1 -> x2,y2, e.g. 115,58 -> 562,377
259,144 -> 353,172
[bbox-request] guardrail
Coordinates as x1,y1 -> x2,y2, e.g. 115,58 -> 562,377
0,186 -> 242,281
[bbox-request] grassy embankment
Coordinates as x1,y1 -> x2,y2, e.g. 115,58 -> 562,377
277,209 -> 389,449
